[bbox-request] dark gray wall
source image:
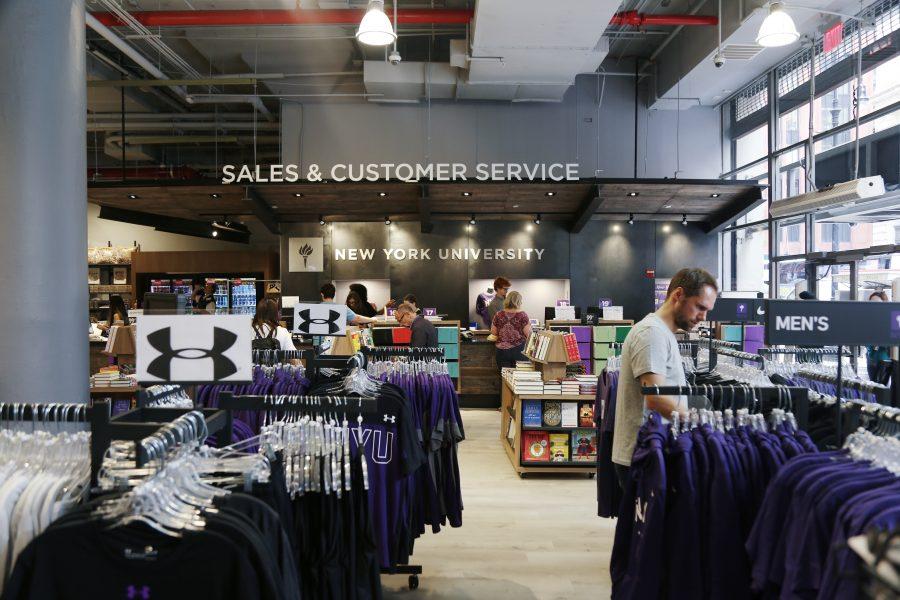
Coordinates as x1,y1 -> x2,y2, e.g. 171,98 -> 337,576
280,220 -> 718,321
282,70 -> 722,180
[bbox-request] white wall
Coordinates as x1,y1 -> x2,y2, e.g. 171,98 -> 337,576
468,278 -> 570,326
87,203 -> 279,252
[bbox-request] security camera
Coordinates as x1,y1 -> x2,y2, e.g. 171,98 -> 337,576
389,50 -> 402,65
714,52 -> 725,68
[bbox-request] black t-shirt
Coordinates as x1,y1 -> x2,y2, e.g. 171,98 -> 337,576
409,316 -> 437,348
4,520 -> 262,600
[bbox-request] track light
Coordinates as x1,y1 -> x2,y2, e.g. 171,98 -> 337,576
211,230 -> 218,237
469,215 -> 477,225
627,191 -> 639,197
128,194 -> 139,199
210,193 -> 221,199
385,216 -> 392,225
545,192 -> 556,197
533,214 -> 542,225
356,0 -> 397,46
628,214 -> 634,225
682,214 -> 688,226
378,192 -> 387,197
462,191 -> 472,197
319,215 -> 326,226
710,193 -> 720,198
294,193 -> 303,198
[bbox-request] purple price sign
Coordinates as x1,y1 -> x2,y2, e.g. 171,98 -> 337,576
556,299 -> 570,307
424,308 -> 437,316
386,307 -> 395,316
599,297 -> 613,308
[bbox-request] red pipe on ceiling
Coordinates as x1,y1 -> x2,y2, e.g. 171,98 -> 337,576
88,9 -> 716,28
610,10 -> 718,27
88,9 -> 474,27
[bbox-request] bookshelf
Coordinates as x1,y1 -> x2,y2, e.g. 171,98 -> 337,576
499,377 -> 597,478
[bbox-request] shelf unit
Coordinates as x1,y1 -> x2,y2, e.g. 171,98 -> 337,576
499,377 -> 596,478
88,263 -> 133,316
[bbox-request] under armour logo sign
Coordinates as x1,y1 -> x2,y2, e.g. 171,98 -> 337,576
146,326 -> 237,381
126,585 -> 151,599
297,308 -> 342,335
383,415 -> 396,423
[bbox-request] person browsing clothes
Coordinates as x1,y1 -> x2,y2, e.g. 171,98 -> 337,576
491,290 -> 532,369
395,302 -> 437,348
611,267 -> 718,491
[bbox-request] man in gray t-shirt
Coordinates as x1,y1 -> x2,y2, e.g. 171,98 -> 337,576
610,268 -> 718,488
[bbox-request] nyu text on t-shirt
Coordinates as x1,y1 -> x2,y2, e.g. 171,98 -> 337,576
611,312 -> 686,467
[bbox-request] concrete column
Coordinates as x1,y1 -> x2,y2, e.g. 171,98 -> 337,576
0,0 -> 88,403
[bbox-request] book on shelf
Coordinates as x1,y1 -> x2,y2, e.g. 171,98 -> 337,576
549,433 -> 570,462
515,361 -> 534,370
542,401 -> 562,426
522,400 -> 543,428
571,428 -> 597,462
88,267 -> 100,285
579,402 -> 595,427
522,431 -> 550,462
561,402 -> 578,427
563,333 -> 581,363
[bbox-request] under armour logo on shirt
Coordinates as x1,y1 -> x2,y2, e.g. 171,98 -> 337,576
383,415 -> 396,423
297,308 -> 342,335
146,326 -> 237,381
126,585 -> 151,599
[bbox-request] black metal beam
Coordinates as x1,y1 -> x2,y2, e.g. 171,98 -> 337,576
246,186 -> 280,234
97,205 -> 248,243
419,183 -> 433,234
703,186 -> 764,234
569,184 -> 602,233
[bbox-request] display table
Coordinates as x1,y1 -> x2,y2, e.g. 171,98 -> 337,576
499,377 -> 596,478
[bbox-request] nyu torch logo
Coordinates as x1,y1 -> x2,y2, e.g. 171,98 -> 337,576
146,326 -> 238,380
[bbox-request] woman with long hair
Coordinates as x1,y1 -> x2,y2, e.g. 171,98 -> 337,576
251,298 -> 296,351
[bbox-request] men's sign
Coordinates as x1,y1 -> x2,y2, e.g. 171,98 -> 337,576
137,315 -> 252,384
293,303 -> 348,337
765,299 -> 900,345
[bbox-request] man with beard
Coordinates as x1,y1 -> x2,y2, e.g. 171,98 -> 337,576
610,267 -> 718,490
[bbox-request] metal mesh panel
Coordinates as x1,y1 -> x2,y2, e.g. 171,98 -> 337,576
734,75 -> 768,122
776,0 -> 900,98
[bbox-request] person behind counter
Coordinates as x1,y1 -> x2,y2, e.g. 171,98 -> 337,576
320,283 -> 374,326
251,298 -> 296,351
491,291 -> 532,369
487,276 -> 510,324
349,283 -> 378,317
98,295 -> 129,332
403,294 -> 418,312
395,302 -> 437,348
192,282 -> 217,312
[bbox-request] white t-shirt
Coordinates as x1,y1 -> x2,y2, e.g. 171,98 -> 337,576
252,323 -> 297,351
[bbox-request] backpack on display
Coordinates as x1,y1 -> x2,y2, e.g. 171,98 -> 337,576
252,325 -> 280,350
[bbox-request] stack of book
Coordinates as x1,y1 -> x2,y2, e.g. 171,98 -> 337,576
561,378 -> 581,395
90,367 -> 135,389
576,374 -> 598,395
510,371 -> 544,394
542,381 -> 562,395
515,361 -> 534,371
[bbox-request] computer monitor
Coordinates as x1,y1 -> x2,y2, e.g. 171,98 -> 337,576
143,292 -> 188,314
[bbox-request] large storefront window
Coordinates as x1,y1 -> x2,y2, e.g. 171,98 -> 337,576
775,147 -> 806,200
734,224 -> 770,296
858,253 -> 900,300
815,263 -> 851,301
777,260 -> 807,298
735,124 -> 769,168
777,220 -> 805,256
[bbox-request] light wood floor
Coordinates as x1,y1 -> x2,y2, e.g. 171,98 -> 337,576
382,409 -> 616,599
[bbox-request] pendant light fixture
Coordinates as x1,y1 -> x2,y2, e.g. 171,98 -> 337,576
756,2 -> 799,47
356,0 -> 396,47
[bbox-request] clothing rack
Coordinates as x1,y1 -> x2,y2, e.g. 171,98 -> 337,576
216,391 -> 379,442
709,346 -> 766,371
252,348 -> 310,365
362,346 -> 445,359
758,346 -> 841,357
796,369 -> 893,405
215,390 -> 424,587
0,402 -> 91,424
89,399 -> 229,487
640,384 -> 810,429
136,385 -> 189,408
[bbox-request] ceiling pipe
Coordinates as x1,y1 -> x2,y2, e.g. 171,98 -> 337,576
89,8 -> 474,27
88,121 -> 281,132
88,166 -> 202,180
90,8 -> 715,28
185,95 -> 275,122
609,11 -> 718,27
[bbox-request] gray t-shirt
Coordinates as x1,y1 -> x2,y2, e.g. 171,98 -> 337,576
487,295 -> 505,325
611,312 -> 687,467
